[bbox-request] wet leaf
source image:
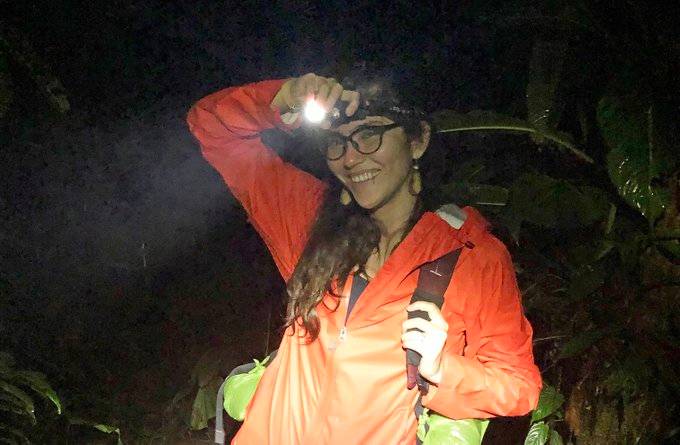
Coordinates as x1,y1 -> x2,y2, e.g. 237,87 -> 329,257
597,97 -> 670,222
68,417 -> 124,445
524,421 -> 549,445
432,110 -> 592,163
14,371 -> 62,414
531,385 -> 565,422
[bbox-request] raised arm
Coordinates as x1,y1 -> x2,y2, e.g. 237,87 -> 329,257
422,237 -> 542,419
187,79 -> 326,281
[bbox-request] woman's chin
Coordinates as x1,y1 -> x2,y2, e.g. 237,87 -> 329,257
353,191 -> 387,211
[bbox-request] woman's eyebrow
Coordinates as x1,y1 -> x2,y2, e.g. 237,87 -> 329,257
365,118 -> 388,124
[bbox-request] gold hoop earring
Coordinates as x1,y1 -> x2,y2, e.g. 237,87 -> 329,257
409,163 -> 422,195
340,188 -> 352,205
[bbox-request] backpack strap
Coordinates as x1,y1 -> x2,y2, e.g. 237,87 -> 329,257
406,248 -> 463,395
410,205 -> 532,444
407,248 -> 465,445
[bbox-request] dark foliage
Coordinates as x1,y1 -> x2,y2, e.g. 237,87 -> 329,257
1,0 -> 678,443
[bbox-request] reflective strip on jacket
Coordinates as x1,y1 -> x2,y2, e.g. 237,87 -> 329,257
187,79 -> 542,445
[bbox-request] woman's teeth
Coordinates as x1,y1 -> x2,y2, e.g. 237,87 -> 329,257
350,171 -> 380,183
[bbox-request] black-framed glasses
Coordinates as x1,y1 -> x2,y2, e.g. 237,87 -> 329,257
317,123 -> 402,161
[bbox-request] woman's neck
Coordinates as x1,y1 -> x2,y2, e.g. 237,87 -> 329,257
370,183 -> 418,240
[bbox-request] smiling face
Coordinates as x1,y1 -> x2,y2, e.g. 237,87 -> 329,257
325,116 -> 430,212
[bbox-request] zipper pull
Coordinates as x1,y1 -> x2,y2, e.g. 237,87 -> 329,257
338,326 -> 347,342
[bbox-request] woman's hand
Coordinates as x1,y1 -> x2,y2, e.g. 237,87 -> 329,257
271,73 -> 360,126
401,302 -> 449,385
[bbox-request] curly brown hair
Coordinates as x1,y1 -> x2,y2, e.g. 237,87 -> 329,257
283,68 -> 433,341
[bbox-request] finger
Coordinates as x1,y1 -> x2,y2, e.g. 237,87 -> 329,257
324,81 -> 343,111
401,331 -> 425,351
317,83 -> 330,108
317,77 -> 336,99
402,317 -> 442,334
407,302 -> 448,328
301,73 -> 317,99
341,90 -> 360,116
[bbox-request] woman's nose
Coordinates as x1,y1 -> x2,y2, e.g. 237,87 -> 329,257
342,142 -> 365,169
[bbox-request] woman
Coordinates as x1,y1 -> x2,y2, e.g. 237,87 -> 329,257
187,71 -> 542,445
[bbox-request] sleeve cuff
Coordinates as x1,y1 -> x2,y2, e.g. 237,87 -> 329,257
421,352 -> 466,414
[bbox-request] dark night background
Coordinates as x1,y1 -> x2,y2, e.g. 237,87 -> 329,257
1,1 -> 679,444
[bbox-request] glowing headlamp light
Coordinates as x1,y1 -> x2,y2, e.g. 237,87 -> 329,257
303,97 -> 354,125
303,98 -> 327,123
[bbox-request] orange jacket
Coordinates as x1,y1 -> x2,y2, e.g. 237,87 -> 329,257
187,79 -> 542,445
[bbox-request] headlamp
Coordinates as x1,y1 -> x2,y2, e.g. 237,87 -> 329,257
302,95 -> 425,127
302,97 -> 370,126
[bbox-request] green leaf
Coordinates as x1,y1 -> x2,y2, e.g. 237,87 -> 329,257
190,376 -> 222,430
92,423 -> 124,443
597,97 -> 670,222
14,371 -> 62,414
0,381 -> 34,424
531,385 -> 565,422
422,414 -> 489,445
524,421 -> 549,445
505,173 -> 610,233
433,110 -> 593,163
68,417 -> 124,445
558,329 -> 606,359
0,425 -> 29,445
548,428 -> 564,445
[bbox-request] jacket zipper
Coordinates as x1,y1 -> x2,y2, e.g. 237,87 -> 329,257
334,277 -> 355,347
335,272 -> 368,347
338,326 -> 347,342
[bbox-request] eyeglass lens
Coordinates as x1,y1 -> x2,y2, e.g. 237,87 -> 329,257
324,124 -> 398,160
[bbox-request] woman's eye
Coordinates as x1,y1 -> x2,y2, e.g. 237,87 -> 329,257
358,129 -> 378,139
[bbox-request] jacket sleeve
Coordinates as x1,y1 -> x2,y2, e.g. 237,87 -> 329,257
186,79 -> 326,281
421,237 -> 542,419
